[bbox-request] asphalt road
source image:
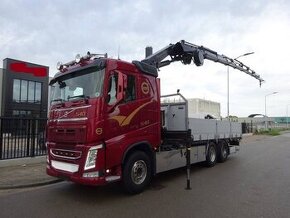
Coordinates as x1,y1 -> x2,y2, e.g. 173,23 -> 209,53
1,133 -> 290,218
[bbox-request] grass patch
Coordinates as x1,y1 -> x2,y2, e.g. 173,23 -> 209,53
255,129 -> 281,136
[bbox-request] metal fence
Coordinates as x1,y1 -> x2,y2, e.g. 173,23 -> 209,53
0,117 -> 47,160
242,122 -> 255,133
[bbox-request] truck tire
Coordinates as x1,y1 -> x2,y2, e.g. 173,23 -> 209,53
122,151 -> 152,194
217,141 -> 228,163
205,142 -> 217,167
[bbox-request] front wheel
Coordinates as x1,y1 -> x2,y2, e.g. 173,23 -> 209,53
122,151 -> 152,194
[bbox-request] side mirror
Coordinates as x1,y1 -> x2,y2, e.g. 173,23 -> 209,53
116,71 -> 127,102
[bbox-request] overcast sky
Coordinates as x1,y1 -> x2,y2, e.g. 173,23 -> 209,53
1,0 -> 290,117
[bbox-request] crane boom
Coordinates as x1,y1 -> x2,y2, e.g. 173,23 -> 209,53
140,40 -> 264,85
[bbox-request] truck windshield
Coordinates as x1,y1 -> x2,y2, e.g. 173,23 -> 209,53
50,68 -> 105,104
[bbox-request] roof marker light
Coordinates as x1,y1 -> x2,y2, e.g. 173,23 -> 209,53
56,62 -> 63,70
75,54 -> 81,63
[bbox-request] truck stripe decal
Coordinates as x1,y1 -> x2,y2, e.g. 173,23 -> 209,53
110,100 -> 152,126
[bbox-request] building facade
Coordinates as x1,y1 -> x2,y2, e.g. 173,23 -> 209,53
188,98 -> 221,119
1,58 -> 49,118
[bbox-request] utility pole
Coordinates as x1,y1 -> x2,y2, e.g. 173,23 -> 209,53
227,52 -> 254,120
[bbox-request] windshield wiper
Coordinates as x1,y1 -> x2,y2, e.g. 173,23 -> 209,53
58,81 -> 66,88
51,98 -> 64,107
51,98 -> 64,103
67,95 -> 90,101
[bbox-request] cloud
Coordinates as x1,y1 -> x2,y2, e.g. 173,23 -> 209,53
0,0 -> 289,117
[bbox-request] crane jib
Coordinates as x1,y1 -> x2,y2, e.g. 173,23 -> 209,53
140,40 -> 264,86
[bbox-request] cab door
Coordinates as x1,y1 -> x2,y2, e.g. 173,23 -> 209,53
104,70 -> 139,140
104,70 -> 141,169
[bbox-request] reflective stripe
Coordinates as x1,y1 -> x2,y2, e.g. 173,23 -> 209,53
51,160 -> 79,173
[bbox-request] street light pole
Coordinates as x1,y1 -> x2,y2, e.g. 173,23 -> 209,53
227,52 -> 254,120
264,92 -> 278,129
286,104 -> 290,128
227,66 -> 229,120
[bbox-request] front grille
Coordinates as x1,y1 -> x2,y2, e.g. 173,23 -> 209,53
48,126 -> 86,143
50,148 -> 82,160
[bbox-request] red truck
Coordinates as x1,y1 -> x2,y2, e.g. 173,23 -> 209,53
46,40 -> 264,193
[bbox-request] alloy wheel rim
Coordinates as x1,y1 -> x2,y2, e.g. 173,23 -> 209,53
131,160 -> 147,185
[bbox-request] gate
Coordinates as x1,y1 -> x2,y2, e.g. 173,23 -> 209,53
0,117 -> 47,160
242,122 -> 255,133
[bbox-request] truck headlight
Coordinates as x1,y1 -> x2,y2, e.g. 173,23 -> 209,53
84,145 -> 103,170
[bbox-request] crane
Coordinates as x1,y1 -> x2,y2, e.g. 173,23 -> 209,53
134,40 -> 264,86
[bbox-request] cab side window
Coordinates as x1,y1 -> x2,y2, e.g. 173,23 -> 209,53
125,75 -> 136,102
107,73 -> 118,105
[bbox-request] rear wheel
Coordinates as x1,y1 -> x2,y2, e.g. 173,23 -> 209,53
123,151 -> 152,194
205,142 -> 217,167
217,141 -> 228,163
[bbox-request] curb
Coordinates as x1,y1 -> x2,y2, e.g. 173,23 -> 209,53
242,133 -> 253,136
0,178 -> 63,190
